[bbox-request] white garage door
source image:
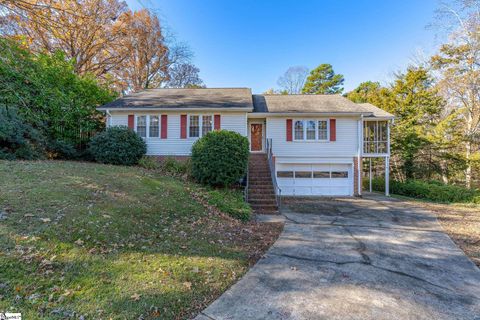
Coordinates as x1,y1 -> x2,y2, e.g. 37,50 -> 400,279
276,163 -> 353,196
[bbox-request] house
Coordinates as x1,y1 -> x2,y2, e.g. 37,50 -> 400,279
98,88 -> 393,211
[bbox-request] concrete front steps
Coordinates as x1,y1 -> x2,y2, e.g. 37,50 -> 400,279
248,153 -> 279,214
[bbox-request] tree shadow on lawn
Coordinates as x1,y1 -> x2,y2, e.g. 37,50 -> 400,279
0,161 -> 282,319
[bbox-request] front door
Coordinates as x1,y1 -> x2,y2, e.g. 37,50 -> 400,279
250,124 -> 263,151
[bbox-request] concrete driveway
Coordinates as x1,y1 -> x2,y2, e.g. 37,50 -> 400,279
196,195 -> 480,320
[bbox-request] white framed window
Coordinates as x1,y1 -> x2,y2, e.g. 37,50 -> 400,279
306,120 -> 316,140
136,116 -> 147,138
149,116 -> 159,138
293,119 -> 329,141
189,115 -> 200,138
189,114 -> 213,138
202,115 -> 213,136
318,120 -> 328,141
294,120 -> 304,140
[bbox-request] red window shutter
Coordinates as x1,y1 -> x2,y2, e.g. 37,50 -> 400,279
161,114 -> 168,139
128,114 -> 134,129
214,114 -> 221,130
330,118 -> 336,141
180,114 -> 187,139
286,119 -> 292,141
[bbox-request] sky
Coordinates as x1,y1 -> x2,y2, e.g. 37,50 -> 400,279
125,0 -> 442,94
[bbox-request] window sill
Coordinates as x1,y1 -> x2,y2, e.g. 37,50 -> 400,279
292,140 -> 330,143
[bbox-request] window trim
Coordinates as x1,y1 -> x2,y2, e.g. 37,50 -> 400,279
149,115 -> 160,138
136,115 -> 147,138
188,114 -> 214,139
292,118 -> 330,142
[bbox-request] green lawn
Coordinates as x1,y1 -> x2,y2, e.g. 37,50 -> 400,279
0,161 -> 281,319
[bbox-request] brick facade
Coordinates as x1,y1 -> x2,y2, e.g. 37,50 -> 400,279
353,156 -> 362,196
151,155 -> 191,163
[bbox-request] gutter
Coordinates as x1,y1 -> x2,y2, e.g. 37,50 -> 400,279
96,107 -> 254,112
248,112 -> 375,117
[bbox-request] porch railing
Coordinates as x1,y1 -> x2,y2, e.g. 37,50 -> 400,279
266,138 -> 282,210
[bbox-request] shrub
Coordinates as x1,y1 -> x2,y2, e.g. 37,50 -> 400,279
0,107 -> 45,160
366,177 -> 480,203
206,188 -> 252,221
47,140 -> 78,159
138,156 -> 161,170
88,127 -> 146,165
191,130 -> 249,186
162,157 -> 191,176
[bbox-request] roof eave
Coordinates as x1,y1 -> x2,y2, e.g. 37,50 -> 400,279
97,107 -> 254,112
248,112 -> 374,117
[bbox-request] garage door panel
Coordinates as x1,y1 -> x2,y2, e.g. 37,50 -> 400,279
281,186 -> 295,195
276,163 -> 352,196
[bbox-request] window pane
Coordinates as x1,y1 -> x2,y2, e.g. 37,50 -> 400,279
306,120 -> 316,140
331,171 -> 348,178
149,116 -> 159,137
137,116 -> 146,138
277,171 -> 293,178
318,120 -> 328,140
294,120 -> 304,140
295,171 -> 312,178
202,115 -> 212,136
189,115 -> 199,137
313,171 -> 330,178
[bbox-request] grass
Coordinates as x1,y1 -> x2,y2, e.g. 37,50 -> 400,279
201,188 -> 251,221
0,161 -> 282,319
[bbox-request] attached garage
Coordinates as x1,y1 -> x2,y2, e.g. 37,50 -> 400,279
276,163 -> 353,196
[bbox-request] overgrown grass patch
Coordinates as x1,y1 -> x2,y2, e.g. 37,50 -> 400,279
0,160 -> 281,319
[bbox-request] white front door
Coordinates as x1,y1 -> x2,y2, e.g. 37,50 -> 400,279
276,163 -> 353,196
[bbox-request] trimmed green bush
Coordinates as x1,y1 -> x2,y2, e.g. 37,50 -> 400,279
366,177 -> 480,203
88,127 -> 146,166
191,130 -> 249,186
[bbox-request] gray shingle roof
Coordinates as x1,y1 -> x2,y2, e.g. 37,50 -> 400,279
252,94 -> 394,118
98,88 -> 254,110
358,103 -> 394,118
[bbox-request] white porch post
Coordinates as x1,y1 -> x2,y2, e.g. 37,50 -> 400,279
385,156 -> 390,196
369,158 -> 372,193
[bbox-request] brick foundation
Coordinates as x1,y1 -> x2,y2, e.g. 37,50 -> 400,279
353,156 -> 362,196
150,155 -> 191,163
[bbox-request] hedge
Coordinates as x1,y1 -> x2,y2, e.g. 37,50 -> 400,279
365,177 -> 480,204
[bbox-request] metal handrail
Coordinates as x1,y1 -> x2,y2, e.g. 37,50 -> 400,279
266,138 -> 282,210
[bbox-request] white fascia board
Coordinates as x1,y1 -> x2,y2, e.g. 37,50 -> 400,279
275,157 -> 355,164
248,112 -> 370,118
97,107 -> 253,112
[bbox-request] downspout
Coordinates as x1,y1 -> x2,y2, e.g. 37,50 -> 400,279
105,109 -> 112,127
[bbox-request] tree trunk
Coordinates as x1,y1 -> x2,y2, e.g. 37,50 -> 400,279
465,140 -> 472,189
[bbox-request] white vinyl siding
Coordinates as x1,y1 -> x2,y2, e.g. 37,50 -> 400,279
267,117 -> 358,157
108,111 -> 247,156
